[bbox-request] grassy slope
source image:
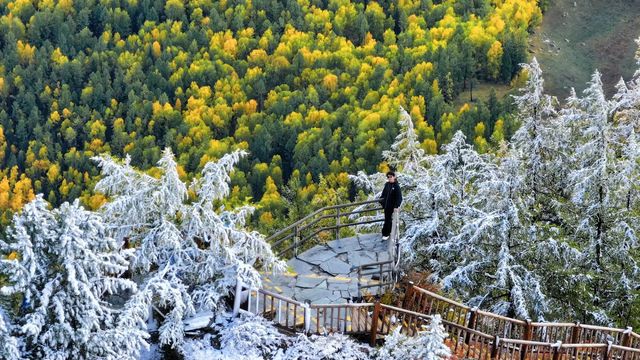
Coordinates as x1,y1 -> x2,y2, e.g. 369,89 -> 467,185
530,0 -> 640,98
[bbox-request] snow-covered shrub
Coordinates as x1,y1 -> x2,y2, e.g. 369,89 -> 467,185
376,327 -> 413,360
376,315 -> 451,360
0,196 -> 148,359
92,148 -> 285,347
0,309 -> 20,360
213,314 -> 289,359
278,332 -> 372,360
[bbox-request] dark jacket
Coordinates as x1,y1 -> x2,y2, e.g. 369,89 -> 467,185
379,182 -> 402,210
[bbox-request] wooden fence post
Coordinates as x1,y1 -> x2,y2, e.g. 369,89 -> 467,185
622,327 -> 633,347
490,335 -> 500,360
520,320 -> 532,360
303,302 -> 311,334
465,308 -> 479,345
370,301 -> 381,347
551,341 -> 562,360
570,322 -> 581,343
402,282 -> 415,311
388,210 -> 399,259
605,341 -> 613,360
294,225 -> 299,257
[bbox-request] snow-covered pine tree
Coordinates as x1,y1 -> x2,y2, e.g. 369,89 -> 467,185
92,148 -> 285,347
0,196 -> 147,359
405,131 -> 489,264
511,58 -> 558,186
350,106 -> 429,232
376,315 -> 451,360
0,309 -> 20,360
382,106 -> 427,176
427,147 -> 550,319
565,71 -> 640,324
510,58 -> 568,227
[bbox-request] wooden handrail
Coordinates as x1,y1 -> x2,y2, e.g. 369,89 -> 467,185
235,283 -> 640,359
269,199 -> 385,258
476,309 -> 528,325
267,199 -> 382,242
409,284 -> 640,348
411,285 -> 471,311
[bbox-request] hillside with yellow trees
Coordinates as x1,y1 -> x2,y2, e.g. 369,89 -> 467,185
0,0 -> 542,230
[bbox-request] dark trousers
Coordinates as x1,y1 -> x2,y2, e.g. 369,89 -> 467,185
382,208 -> 394,236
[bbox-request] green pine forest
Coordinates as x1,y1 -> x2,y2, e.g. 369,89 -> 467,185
0,0 -> 542,231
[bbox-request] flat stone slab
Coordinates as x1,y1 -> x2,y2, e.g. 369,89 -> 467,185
288,258 -> 315,274
326,237 -> 363,253
296,288 -> 335,302
296,276 -> 327,289
326,278 -> 356,291
377,252 -> 391,262
262,231 -> 395,305
347,251 -> 377,267
297,246 -> 337,265
319,258 -> 352,276
358,234 -> 383,249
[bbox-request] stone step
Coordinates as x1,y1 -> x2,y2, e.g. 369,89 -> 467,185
261,233 -> 391,304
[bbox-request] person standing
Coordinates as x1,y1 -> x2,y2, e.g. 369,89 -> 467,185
379,171 -> 402,240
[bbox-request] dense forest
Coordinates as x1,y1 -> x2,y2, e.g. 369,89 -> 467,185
0,0 -> 542,228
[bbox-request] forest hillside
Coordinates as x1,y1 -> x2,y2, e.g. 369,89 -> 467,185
0,0 -> 540,229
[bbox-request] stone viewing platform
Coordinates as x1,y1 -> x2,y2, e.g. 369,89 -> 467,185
261,233 -> 392,304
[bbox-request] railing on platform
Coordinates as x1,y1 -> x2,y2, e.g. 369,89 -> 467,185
268,199 -> 385,259
232,280 -> 640,359
234,279 -> 376,335
355,260 -> 398,298
404,284 -> 640,349
354,209 -> 402,298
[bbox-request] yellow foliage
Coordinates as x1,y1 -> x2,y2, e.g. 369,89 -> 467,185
0,177 -> 9,209
487,40 -> 503,79
323,74 -> 338,92
51,48 -> 69,65
152,41 -> 161,58
0,126 -> 5,161
17,40 -> 36,64
57,0 -> 74,13
49,110 -> 61,123
459,103 -> 472,114
47,164 -> 60,184
223,37 -> 238,57
259,211 -> 274,226
422,139 -> 438,154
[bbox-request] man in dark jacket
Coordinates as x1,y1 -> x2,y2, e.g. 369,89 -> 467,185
379,171 -> 402,239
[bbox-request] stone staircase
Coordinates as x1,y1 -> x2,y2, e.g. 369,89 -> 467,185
262,233 -> 392,304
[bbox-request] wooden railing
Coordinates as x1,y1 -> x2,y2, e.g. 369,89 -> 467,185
355,260 -> 397,297
234,280 -> 376,334
405,285 -> 640,348
268,199 -> 384,258
233,281 -> 640,359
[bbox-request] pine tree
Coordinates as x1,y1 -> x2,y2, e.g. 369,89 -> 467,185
564,71 -> 640,324
382,106 -> 427,175
376,315 -> 451,360
0,196 -> 147,359
0,309 -> 20,360
92,148 -> 285,346
404,131 -> 488,263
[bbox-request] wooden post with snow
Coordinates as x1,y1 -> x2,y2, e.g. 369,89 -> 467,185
303,302 -> 311,334
389,210 -> 399,264
233,278 -> 243,316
